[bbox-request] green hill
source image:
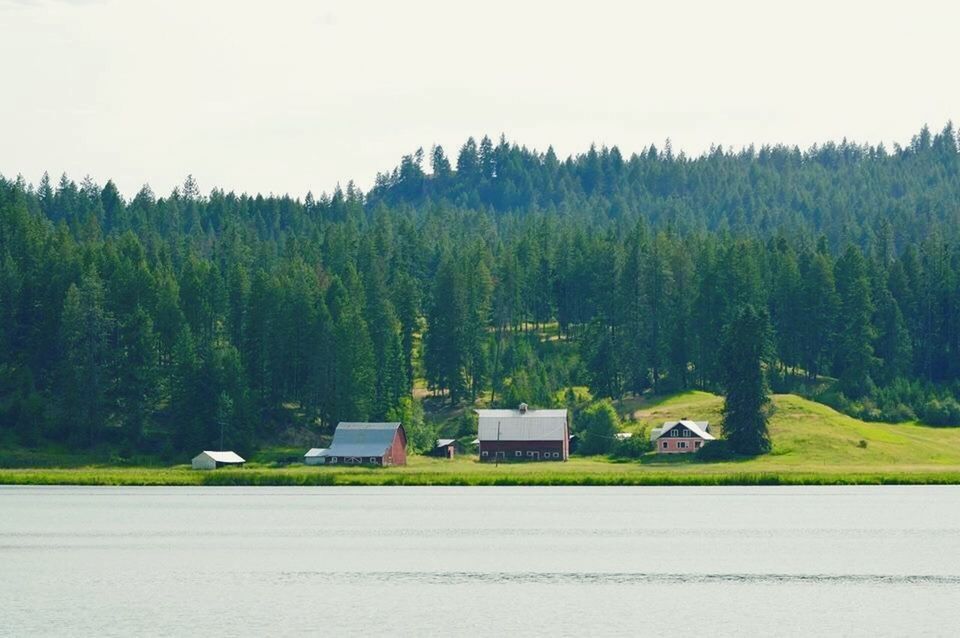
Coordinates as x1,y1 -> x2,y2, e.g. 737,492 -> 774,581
630,391 -> 960,473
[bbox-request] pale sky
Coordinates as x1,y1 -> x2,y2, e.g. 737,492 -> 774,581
1,0 -> 957,198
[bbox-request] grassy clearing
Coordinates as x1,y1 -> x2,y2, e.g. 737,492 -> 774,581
4,392 -> 960,486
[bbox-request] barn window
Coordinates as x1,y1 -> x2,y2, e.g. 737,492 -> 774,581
515,451 -> 522,457
481,451 -> 488,457
369,457 -> 378,463
330,457 -> 338,464
553,452 -> 560,458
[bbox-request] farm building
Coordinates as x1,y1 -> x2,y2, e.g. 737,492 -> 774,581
433,438 -> 458,459
303,448 -> 328,465
475,403 -> 569,461
314,422 -> 407,466
650,419 -> 715,453
191,450 -> 245,470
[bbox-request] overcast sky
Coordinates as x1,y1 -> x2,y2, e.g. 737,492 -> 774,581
1,0 -> 957,197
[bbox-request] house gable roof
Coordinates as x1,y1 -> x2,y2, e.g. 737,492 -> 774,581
650,420 -> 715,441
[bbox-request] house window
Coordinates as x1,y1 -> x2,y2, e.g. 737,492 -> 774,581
678,441 -> 688,449
695,441 -> 702,449
515,451 -> 522,457
661,441 -> 668,449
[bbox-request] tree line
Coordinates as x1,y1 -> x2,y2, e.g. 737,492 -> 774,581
1,124 -> 960,455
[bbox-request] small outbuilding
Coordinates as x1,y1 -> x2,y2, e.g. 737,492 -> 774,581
191,450 -> 246,470
304,448 -> 328,465
315,422 -> 407,466
650,419 -> 715,453
433,438 -> 457,459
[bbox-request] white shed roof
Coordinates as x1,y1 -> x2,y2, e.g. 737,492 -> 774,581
195,451 -> 245,463
304,448 -> 328,458
476,408 -> 568,442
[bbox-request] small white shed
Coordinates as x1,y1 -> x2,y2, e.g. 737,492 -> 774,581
191,450 -> 246,470
304,448 -> 328,466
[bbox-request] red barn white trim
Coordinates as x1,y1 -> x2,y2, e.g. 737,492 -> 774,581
476,404 -> 569,461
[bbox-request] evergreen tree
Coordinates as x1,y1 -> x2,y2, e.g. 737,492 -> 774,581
834,246 -> 877,397
720,305 -> 772,455
60,270 -> 113,445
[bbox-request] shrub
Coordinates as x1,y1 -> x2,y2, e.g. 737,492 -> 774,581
576,400 -> 620,455
921,396 -> 960,426
694,440 -> 737,462
610,434 -> 649,459
387,397 -> 436,453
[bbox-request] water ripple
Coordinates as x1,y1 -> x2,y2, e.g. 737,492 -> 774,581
270,570 -> 960,586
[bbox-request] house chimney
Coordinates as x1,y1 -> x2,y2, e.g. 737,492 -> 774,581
519,403 -> 528,414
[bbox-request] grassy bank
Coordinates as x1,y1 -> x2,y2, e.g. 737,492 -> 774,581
3,392 -> 960,486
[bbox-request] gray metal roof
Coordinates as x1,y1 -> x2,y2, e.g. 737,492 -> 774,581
476,409 -> 568,442
435,439 -> 457,448
321,422 -> 403,458
304,448 -> 327,457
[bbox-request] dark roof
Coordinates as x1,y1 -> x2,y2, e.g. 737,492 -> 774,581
322,422 -> 403,458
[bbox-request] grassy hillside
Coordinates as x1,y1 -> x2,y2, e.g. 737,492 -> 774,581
3,392 -> 960,485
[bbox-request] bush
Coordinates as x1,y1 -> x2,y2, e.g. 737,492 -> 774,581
694,440 -> 737,462
576,400 -> 620,455
387,397 -> 437,453
921,396 -> 960,426
610,434 -> 650,459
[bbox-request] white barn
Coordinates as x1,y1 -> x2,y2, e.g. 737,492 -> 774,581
191,450 -> 246,470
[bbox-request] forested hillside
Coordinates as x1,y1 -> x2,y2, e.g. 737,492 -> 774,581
2,124 -> 960,455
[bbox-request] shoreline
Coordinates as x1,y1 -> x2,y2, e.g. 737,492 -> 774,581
3,466 -> 960,487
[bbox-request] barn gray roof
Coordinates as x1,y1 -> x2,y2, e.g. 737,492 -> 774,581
321,422 -> 403,458
475,408 -> 568,442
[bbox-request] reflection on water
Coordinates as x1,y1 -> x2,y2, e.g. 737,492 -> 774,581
2,486 -> 960,637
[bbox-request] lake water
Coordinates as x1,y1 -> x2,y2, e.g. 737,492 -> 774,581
2,486 -> 960,636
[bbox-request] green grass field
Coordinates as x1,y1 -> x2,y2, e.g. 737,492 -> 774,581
3,392 -> 960,486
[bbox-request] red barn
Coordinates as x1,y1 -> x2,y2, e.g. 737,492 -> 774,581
316,422 -> 407,466
476,404 -> 569,461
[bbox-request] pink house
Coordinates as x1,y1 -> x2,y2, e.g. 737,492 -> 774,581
650,419 -> 715,454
